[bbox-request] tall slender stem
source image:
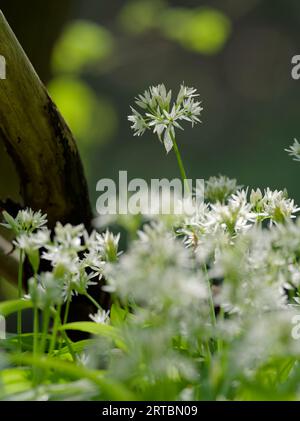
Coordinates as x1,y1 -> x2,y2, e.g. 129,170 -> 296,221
170,133 -> 191,195
33,288 -> 39,358
63,295 -> 71,326
17,249 -> 24,352
49,307 -> 77,362
58,295 -> 71,352
40,306 -> 50,355
85,292 -> 102,311
203,264 -> 216,327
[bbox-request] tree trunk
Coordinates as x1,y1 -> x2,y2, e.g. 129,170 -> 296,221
0,10 -> 92,281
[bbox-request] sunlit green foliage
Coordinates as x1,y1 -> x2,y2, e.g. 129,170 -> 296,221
161,7 -> 231,54
119,0 -> 166,34
52,20 -> 114,74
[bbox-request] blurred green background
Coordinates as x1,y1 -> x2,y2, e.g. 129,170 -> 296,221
2,0 -> 300,212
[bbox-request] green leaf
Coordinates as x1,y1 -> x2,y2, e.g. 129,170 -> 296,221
0,368 -> 31,397
1,210 -> 17,233
57,339 -> 95,356
59,322 -> 127,351
27,249 -> 40,274
2,333 -> 52,352
110,303 -> 128,327
10,354 -> 136,400
0,299 -> 32,317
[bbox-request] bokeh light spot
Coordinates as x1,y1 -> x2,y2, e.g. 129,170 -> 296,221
51,20 -> 114,74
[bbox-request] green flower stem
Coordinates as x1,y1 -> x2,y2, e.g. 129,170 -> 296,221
49,304 -> 61,355
31,273 -> 39,385
203,265 -> 216,328
58,295 -> 71,352
33,294 -> 39,358
60,329 -> 77,362
85,292 -> 102,311
170,133 -> 191,195
217,306 -> 225,353
17,249 -> 24,352
32,302 -> 39,385
49,307 -> 77,362
63,295 -> 71,326
205,341 -> 212,365
34,306 -> 50,386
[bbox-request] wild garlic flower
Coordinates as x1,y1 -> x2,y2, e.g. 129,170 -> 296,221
261,188 -> 300,224
207,190 -> 256,235
249,188 -> 264,212
71,270 -> 97,297
42,246 -> 80,275
82,250 -> 106,280
105,222 -> 207,313
77,353 -> 90,367
2,208 -> 47,235
285,139 -> 300,161
61,269 -> 97,302
96,230 -> 121,262
128,83 -> 203,153
28,272 -> 64,309
205,175 -> 241,203
13,229 -> 51,252
13,229 -> 51,273
42,222 -> 86,276
89,309 -> 110,324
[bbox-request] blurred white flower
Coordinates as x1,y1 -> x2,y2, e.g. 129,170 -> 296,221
262,188 -> 300,224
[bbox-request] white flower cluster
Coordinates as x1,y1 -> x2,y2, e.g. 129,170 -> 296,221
3,175 -> 300,399
3,209 -> 120,311
128,83 -> 203,153
105,222 -> 207,316
178,180 -> 300,248
98,192 -> 300,393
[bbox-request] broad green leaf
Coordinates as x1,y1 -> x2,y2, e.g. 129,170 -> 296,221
1,210 -> 17,233
59,322 -> 118,340
10,354 -> 136,400
59,321 -> 127,351
110,303 -> 128,327
2,333 -> 52,352
27,249 -> 40,274
0,368 -> 31,397
57,339 -> 95,357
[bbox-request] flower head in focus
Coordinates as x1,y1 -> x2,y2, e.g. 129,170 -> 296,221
128,83 -> 203,153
